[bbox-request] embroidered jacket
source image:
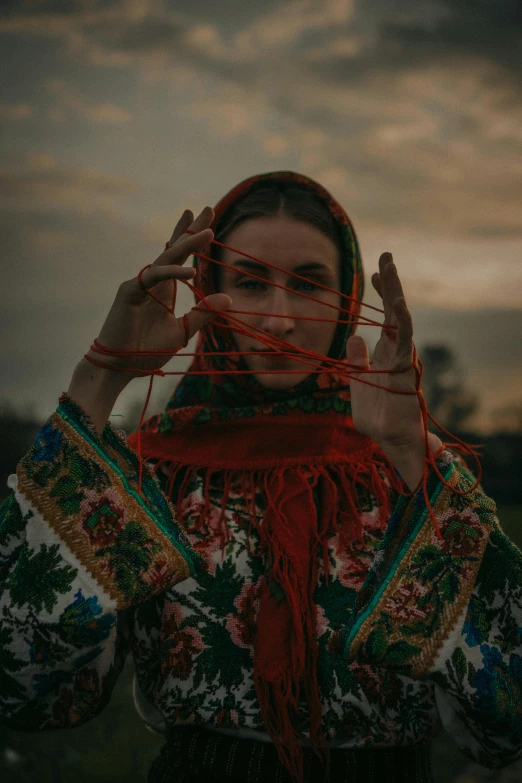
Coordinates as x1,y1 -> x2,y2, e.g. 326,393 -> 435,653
1,397 -> 521,770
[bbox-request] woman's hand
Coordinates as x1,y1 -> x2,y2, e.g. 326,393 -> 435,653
346,252 -> 441,489
87,206 -> 230,378
68,207 -> 231,432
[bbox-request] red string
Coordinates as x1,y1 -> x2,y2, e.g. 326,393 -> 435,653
180,277 -> 401,378
223,309 -> 359,324
194,249 -> 394,332
199,232 -> 386,316
82,233 -> 484,535
138,263 -> 176,314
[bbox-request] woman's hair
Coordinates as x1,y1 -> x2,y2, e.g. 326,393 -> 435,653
211,181 -> 343,286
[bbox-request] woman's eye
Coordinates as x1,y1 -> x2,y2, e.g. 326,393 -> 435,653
295,281 -> 318,292
234,278 -> 318,292
236,279 -> 266,291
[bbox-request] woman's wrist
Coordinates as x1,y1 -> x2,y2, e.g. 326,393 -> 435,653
380,432 -> 444,492
67,357 -> 130,435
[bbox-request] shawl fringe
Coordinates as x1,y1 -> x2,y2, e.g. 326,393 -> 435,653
146,453 -> 403,783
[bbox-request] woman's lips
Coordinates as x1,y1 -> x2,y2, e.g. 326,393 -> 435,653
256,349 -> 300,364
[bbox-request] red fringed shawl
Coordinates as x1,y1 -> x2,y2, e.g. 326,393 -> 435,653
130,412 -> 404,780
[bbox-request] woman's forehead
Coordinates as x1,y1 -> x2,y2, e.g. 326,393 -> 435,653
221,216 -> 340,270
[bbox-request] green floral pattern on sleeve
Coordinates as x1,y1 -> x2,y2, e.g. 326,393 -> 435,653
0,396 -> 201,730
342,449 -> 522,768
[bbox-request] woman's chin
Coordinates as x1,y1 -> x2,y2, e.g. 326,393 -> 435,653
253,371 -> 310,390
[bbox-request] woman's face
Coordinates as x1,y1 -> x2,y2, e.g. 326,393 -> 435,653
218,216 -> 341,389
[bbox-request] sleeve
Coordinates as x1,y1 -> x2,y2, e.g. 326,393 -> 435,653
342,448 -> 522,770
0,394 -> 202,731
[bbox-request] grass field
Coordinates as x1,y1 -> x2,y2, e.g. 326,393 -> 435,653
1,506 -> 521,782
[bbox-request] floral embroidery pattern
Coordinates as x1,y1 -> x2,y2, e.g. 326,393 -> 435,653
81,493 -> 125,546
14,404 -> 195,608
1,404 -> 522,769
225,579 -> 260,651
160,603 -> 205,681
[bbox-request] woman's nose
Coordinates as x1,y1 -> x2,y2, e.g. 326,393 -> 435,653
261,288 -> 295,337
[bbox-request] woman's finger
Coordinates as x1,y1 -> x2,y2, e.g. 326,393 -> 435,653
372,272 -> 397,343
383,258 -> 405,307
183,293 -> 232,339
153,227 -> 214,269
393,297 -> 414,366
140,264 -> 196,290
378,253 -> 395,325
371,271 -> 383,299
379,254 -> 406,320
168,209 -> 194,246
185,205 -> 214,238
379,255 -> 408,346
167,206 -> 213,250
345,334 -> 370,380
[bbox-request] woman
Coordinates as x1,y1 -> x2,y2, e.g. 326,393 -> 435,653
1,171 -> 521,783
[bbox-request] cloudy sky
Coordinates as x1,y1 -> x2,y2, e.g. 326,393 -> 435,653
1,0 -> 522,432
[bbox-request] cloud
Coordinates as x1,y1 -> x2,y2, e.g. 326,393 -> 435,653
377,0 -> 522,82
305,34 -> 368,61
178,62 -> 522,239
0,101 -> 33,120
355,227 -> 522,310
0,152 -> 141,217
193,6 -> 522,240
46,79 -> 132,124
232,0 -> 356,56
186,82 -> 267,140
3,2 -> 520,238
0,1 -> 188,67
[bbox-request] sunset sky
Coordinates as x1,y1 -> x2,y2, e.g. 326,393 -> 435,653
2,0 -> 521,432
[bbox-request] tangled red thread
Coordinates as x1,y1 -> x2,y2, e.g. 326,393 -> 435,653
83,233 -> 483,537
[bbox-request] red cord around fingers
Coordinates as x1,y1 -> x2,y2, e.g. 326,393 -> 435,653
138,264 -> 177,314
137,263 -> 151,293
